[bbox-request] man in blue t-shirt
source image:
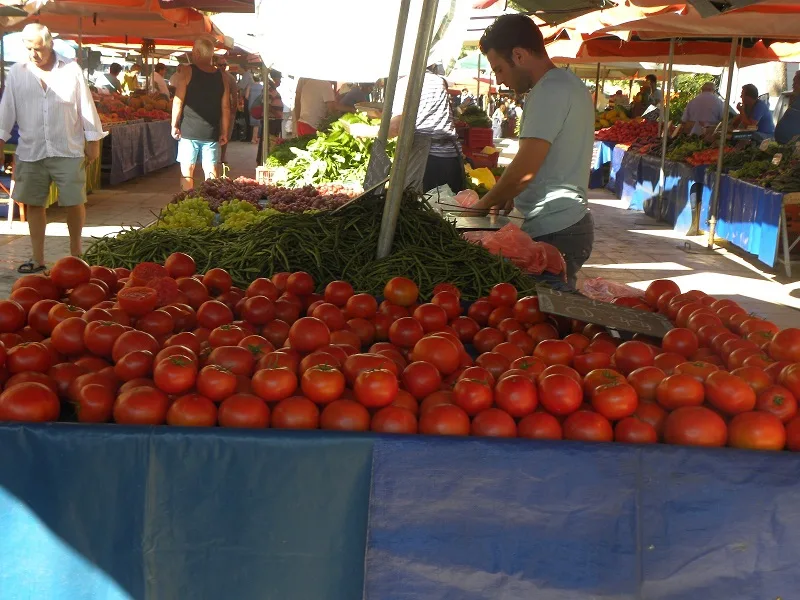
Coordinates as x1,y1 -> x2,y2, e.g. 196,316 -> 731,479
775,71 -> 800,144
468,14 -> 594,287
732,84 -> 774,136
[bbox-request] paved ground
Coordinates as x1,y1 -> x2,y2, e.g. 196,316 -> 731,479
1,139 -> 798,328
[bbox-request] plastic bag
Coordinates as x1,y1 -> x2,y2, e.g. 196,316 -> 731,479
581,277 -> 645,303
464,224 -> 547,275
454,189 -> 479,208
539,242 -> 567,279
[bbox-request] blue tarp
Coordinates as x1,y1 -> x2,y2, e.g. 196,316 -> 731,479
589,141 -> 615,189
606,143 -> 627,197
639,155 -> 662,217
620,151 -> 642,210
109,121 -> 177,185
2,424 -> 800,600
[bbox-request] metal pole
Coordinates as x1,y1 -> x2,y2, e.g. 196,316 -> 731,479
262,63 -> 270,161
1,35 -> 5,91
593,62 -> 601,108
376,0 -> 439,259
708,36 -> 739,249
377,0 -> 412,144
658,38 -> 675,207
477,52 -> 481,103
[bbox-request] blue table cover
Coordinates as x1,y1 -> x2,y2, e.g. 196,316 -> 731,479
606,144 -> 627,197
109,121 -> 177,185
2,424 -> 800,600
620,151 -> 642,209
638,154 -> 662,217
589,141 -> 615,189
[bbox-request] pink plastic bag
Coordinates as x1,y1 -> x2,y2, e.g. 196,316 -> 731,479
465,224 -> 548,275
454,189 -> 480,208
581,278 -> 645,303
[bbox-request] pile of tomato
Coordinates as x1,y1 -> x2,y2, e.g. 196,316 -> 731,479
1,254 -> 799,451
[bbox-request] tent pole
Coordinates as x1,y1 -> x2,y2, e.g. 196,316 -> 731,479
377,0 -> 439,259
628,74 -> 634,101
708,36 -> 738,250
262,63 -> 270,161
1,35 -> 5,91
658,38 -> 675,208
377,0 -> 412,144
477,52 -> 481,104
593,62 -> 600,108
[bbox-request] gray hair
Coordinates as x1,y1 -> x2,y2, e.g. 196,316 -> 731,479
701,81 -> 716,93
21,23 -> 53,46
192,38 -> 215,60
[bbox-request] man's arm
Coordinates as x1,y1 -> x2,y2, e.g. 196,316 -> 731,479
171,69 -> 189,140
76,66 -> 108,162
469,138 -> 552,215
0,69 -> 17,155
220,75 -> 231,145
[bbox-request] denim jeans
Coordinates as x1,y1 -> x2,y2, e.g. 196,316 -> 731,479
534,211 -> 594,289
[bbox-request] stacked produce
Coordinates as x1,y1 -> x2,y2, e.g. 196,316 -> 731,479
264,135 -> 316,167
94,93 -> 170,125
595,119 -> 658,144
85,193 -> 540,299
455,105 -> 492,129
594,106 -> 630,130
665,138 -> 707,162
172,177 -> 269,209
1,258 -> 799,452
686,147 -> 733,167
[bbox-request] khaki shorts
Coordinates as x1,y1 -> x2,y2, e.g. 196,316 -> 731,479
13,157 -> 87,208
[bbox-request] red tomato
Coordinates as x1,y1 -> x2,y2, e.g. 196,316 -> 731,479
388,317 -> 424,349
488,283 -> 517,307
492,341 -> 525,362
664,406 -> 727,447
656,374 -> 704,410
238,296 -> 274,326
411,304 -> 446,333
196,300 -> 234,329
673,361 -> 719,382
533,339 -> 575,366
538,374 -> 582,416
573,351 -> 612,376
506,330 -> 535,355
49,317 -> 87,356
270,272 -> 290,293
48,362 -> 88,398
196,364 -> 238,401
71,383 -> 115,423
301,365 -> 345,404
728,411 -> 786,450
217,393 -> 270,428
50,256 -> 91,290
344,293 -> 378,320
201,268 -> 232,296
153,356 -> 198,395
384,277 -> 419,307
487,307 -> 514,328
518,412 -> 562,440
731,366 -> 773,395
661,328 -> 699,358
163,332 -> 202,355
780,363 -> 800,398
6,342 -> 52,374
652,352 -> 687,375
402,361 -> 442,400
686,311 -> 724,333
114,350 -> 155,381
251,366 -> 298,402
164,252 -> 196,278
471,408 -> 517,437
563,333 -> 591,354
613,341 -> 655,375
459,366 -> 495,386
431,291 -> 461,320
635,401 -> 668,439
0,381 -> 60,422
786,417 -> 800,451
452,377 -> 493,416
510,357 -> 546,379
512,296 -> 547,325
704,370 -> 756,415
116,287 -> 158,318
0,300 -> 26,334
354,368 -> 398,408
472,327 -> 504,354
391,389 -> 419,415
615,417 -> 658,443
244,278 -> 278,301
10,287 -> 43,315
271,396 -> 319,429
12,274 -> 60,300
494,374 -> 537,418
113,386 -> 169,425
135,310 -> 174,338
467,300 -> 494,326
542,364 -> 584,387
48,303 -> 85,330
260,320 -> 290,349
410,336 -> 460,375
419,403 -> 470,435
67,282 -> 106,310
563,411 -> 613,442
591,382 -> 638,420
756,385 -> 798,423
371,406 -> 418,434
177,277 -> 210,309
166,393 -> 217,427
5,372 -> 56,394
645,280 -> 680,307
285,272 -> 314,297
321,280 -> 353,307
288,317 -> 330,353
319,399 -> 370,431
474,352 -> 511,380
111,330 -> 159,363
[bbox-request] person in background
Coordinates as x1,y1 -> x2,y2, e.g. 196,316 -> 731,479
239,67 -> 255,141
151,63 -> 169,97
389,65 -> 464,193
460,88 -> 475,109
96,62 -> 123,94
121,64 -> 140,95
679,81 -> 724,136
646,73 -> 662,107
294,78 -> 351,135
245,73 -> 263,144
171,38 -> 230,190
217,58 -> 238,166
267,70 -> 284,139
492,102 -> 507,139
468,14 -> 595,288
774,71 -> 800,144
732,83 -> 774,137
0,24 -> 106,273
340,83 -> 373,109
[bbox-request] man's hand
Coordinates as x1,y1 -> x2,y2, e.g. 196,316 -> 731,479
85,140 -> 100,163
219,134 -> 228,146
0,140 -> 5,158
172,126 -> 182,140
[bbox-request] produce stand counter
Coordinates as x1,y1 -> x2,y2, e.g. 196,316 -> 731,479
589,140 -> 615,189
101,120 -> 177,186
3,423 -> 799,600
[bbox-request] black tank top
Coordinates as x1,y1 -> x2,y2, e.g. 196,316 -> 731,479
180,65 -> 224,141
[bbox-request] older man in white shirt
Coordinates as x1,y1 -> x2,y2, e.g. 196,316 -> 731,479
680,81 -> 724,136
0,23 -> 107,273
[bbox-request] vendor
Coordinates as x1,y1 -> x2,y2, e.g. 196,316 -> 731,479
151,63 -> 170,98
679,81 -> 724,136
121,64 -> 140,95
467,14 -> 594,288
95,63 -> 123,94
388,65 -> 464,194
775,71 -> 800,144
294,78 -> 353,136
645,74 -> 663,107
340,83 -> 374,109
731,84 -> 774,138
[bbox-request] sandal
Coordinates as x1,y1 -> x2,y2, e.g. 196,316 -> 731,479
17,260 -> 47,274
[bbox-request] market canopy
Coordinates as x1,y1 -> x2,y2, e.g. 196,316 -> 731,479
471,0 -> 617,25
158,0 -> 253,10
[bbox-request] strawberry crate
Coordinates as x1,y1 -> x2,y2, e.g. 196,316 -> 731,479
464,148 -> 499,169
465,127 -> 494,150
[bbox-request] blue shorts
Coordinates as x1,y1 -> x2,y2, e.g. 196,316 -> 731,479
177,138 -> 220,172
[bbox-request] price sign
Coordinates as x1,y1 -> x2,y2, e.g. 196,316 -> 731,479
760,139 -> 771,151
535,286 -> 674,338
590,144 -> 600,168
772,153 -> 783,166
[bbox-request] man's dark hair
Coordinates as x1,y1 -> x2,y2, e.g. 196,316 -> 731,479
742,83 -> 759,100
269,69 -> 282,81
109,63 -> 122,76
479,14 -> 545,63
646,74 -> 657,84
154,63 -> 166,74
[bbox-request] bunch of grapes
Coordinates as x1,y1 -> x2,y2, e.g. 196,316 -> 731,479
171,177 -> 269,210
219,208 -> 280,230
156,197 -> 214,229
219,199 -> 258,221
265,185 -> 353,213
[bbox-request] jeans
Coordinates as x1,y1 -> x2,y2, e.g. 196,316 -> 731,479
534,211 -> 594,289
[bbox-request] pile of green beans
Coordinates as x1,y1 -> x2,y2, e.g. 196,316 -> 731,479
83,192 -> 542,300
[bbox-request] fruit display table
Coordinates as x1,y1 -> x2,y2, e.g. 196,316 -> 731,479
1,424 -> 798,600
102,120 -> 177,186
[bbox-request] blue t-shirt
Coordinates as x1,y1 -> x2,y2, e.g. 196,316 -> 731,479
750,99 -> 775,135
775,96 -> 800,144
515,68 -> 594,238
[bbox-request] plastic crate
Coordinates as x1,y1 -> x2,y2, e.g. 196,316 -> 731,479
464,149 -> 499,169
785,204 -> 800,235
465,127 -> 494,150
255,166 -> 282,186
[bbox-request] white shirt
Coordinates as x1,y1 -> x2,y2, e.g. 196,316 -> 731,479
298,78 -> 334,130
239,70 -> 253,92
682,91 -> 724,135
0,56 -> 107,162
151,71 -> 169,96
